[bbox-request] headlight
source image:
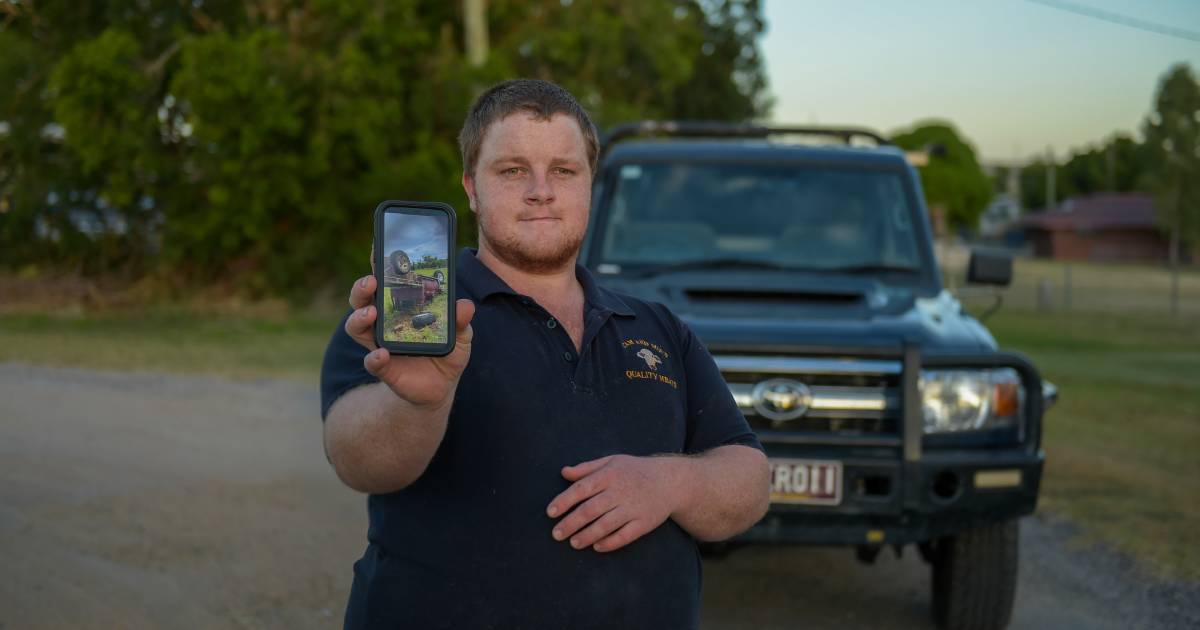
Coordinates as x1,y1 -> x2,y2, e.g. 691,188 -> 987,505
920,368 -> 1023,433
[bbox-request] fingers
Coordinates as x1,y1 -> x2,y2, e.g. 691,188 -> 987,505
546,468 -> 608,519
546,455 -> 660,553
561,455 -> 614,482
363,347 -> 392,379
552,493 -> 616,545
349,275 -> 376,310
344,304 -> 378,350
454,299 -> 476,346
593,519 -> 650,553
563,505 -> 629,551
345,275 -> 379,350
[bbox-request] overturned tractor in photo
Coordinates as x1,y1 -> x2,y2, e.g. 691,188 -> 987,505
384,249 -> 445,313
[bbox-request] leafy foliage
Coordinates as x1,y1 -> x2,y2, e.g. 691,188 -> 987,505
1017,134 -> 1150,211
1142,63 -> 1200,256
0,0 -> 770,296
890,121 -> 993,231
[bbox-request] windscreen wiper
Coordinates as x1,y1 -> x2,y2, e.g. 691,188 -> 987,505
633,258 -> 795,277
824,263 -> 921,274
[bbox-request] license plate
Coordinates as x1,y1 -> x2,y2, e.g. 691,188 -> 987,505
769,459 -> 843,506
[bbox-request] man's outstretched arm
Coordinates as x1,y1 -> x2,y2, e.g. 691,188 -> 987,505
323,274 -> 475,495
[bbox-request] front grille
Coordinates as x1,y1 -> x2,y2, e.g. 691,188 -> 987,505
715,355 -> 903,443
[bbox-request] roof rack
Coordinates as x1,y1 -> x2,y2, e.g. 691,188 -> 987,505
601,120 -> 891,153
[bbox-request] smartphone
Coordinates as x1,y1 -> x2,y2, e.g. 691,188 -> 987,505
373,201 -> 456,356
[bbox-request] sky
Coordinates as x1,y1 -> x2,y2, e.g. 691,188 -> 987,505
761,0 -> 1200,163
383,212 -> 448,263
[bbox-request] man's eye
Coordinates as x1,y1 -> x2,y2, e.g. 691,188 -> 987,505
502,167 -> 523,176
553,167 -> 574,176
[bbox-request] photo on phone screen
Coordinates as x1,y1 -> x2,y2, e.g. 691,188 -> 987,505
374,202 -> 455,355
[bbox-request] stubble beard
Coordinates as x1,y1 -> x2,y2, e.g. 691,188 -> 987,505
477,207 -> 585,275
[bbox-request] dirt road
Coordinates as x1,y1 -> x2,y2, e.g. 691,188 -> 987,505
1,363 -> 1195,629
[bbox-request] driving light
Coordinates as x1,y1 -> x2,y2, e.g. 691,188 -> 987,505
920,368 -> 1023,434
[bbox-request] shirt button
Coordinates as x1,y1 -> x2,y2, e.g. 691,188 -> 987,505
546,318 -> 557,329
563,351 -> 575,362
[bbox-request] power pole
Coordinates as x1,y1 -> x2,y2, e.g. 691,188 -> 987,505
1106,141 -> 1116,191
1007,163 -> 1020,205
1170,188 -> 1180,317
1045,148 -> 1057,210
464,0 -> 488,68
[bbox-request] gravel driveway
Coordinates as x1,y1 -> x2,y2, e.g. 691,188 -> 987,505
1,363 -> 1195,629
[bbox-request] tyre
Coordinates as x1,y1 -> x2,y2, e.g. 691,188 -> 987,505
433,270 -> 445,286
389,250 -> 412,275
930,519 -> 1019,630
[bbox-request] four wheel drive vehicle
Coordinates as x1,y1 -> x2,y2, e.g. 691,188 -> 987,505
583,122 -> 1057,630
383,249 -> 446,310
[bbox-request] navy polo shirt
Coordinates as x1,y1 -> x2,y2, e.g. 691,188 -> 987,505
320,248 -> 761,630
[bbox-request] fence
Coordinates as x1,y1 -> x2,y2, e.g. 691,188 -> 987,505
937,243 -> 1200,318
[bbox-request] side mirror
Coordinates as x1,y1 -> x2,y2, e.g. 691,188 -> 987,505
967,249 -> 1013,286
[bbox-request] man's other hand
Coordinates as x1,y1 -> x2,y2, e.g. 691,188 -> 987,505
344,274 -> 475,407
545,455 -> 691,553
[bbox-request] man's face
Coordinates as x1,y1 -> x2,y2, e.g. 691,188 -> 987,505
463,112 -> 592,274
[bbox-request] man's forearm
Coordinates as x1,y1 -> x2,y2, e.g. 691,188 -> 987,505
323,382 -> 453,494
667,445 -> 770,542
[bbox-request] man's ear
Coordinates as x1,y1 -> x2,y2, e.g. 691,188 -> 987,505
462,171 -> 478,213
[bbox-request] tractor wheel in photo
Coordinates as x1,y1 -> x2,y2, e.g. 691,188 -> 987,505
433,270 -> 445,288
389,250 -> 412,275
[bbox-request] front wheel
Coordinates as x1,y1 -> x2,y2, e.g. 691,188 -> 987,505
929,519 -> 1019,630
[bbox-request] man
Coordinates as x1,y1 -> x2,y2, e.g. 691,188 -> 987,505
320,79 -> 769,629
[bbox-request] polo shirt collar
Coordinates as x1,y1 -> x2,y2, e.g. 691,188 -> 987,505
456,248 -> 517,301
456,248 -> 635,317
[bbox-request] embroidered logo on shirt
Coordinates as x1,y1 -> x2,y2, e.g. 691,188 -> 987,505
636,348 -> 662,370
622,338 -> 677,389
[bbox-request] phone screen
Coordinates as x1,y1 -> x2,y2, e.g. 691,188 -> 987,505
374,201 -> 456,356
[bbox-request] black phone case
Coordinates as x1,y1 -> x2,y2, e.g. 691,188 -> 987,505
373,200 -> 457,356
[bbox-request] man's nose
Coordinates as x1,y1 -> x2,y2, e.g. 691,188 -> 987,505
525,172 -> 555,205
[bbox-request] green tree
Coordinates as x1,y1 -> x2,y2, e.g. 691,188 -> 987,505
890,122 -> 993,231
1142,63 -> 1200,314
661,0 -> 772,121
1018,134 -> 1149,211
1143,63 -> 1200,257
0,0 -> 772,296
485,0 -> 769,126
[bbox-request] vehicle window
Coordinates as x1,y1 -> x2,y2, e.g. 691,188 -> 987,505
600,162 -> 921,271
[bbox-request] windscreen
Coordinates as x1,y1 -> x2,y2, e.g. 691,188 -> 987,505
598,162 -> 923,273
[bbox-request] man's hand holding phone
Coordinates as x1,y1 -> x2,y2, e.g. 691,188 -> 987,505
345,273 -> 475,408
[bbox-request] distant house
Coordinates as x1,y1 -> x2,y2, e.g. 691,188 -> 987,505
1019,193 -> 1187,264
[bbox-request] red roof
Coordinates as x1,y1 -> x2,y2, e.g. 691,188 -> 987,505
1020,193 -> 1157,232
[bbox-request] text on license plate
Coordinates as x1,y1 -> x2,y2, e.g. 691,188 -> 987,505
769,459 -> 843,506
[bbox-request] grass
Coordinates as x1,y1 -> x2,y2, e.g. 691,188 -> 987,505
380,267 -> 450,344
944,253 -> 1200,580
2,258 -> 1198,580
946,256 -> 1200,316
382,289 -> 450,344
982,308 -> 1200,581
0,308 -> 338,381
